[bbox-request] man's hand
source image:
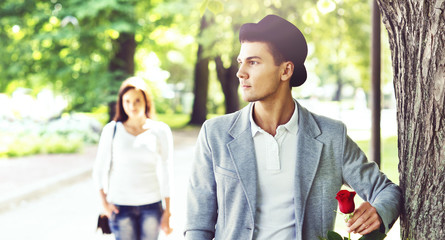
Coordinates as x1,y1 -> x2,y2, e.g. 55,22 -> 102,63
346,202 -> 382,235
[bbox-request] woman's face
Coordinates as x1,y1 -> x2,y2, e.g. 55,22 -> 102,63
122,88 -> 146,120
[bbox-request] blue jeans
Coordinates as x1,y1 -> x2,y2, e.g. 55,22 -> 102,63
109,201 -> 163,240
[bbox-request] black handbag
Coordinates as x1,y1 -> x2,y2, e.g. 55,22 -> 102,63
96,122 -> 117,235
97,214 -> 112,234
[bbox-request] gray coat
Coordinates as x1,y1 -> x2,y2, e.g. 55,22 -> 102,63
185,102 -> 401,240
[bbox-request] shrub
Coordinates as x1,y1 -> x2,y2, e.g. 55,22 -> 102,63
0,113 -> 101,158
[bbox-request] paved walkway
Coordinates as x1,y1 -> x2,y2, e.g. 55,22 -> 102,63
0,128 -> 200,214
0,128 -> 200,239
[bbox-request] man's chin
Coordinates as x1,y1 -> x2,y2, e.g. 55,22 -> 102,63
241,95 -> 256,103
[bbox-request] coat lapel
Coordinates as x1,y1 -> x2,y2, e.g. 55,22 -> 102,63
225,102 -> 324,235
294,103 -> 323,237
227,104 -> 258,223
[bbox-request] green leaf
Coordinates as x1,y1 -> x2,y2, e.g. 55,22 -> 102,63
327,231 -> 343,240
199,0 -> 209,16
207,0 -> 224,14
358,230 -> 387,240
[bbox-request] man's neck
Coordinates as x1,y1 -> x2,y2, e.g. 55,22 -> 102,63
253,95 -> 295,136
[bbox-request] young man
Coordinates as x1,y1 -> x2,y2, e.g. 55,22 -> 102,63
185,15 -> 401,240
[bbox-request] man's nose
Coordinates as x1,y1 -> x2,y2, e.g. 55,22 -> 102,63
236,64 -> 248,80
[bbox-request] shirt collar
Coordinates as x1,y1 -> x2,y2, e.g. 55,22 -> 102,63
249,99 -> 299,137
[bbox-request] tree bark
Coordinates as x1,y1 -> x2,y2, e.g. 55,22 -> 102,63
215,56 -> 240,113
189,16 -> 210,125
332,74 -> 343,101
376,1 -> 445,239
108,32 -> 136,121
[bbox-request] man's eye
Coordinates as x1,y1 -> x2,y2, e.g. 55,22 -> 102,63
250,61 -> 258,65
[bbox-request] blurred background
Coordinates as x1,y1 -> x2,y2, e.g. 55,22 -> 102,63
0,0 -> 399,239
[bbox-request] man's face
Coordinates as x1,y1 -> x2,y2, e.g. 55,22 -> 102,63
236,41 -> 284,103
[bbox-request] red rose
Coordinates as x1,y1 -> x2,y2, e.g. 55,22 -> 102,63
335,190 -> 356,214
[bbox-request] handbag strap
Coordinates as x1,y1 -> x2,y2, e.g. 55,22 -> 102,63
106,121 -> 118,192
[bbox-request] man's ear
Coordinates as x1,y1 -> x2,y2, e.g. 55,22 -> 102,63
281,61 -> 294,82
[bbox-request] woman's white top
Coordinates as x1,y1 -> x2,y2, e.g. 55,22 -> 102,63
93,119 -> 173,206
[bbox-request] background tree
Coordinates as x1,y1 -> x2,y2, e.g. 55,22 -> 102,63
191,0 -> 383,124
305,0 -> 373,101
1,0 -> 395,127
190,15 -> 211,125
376,1 -> 445,239
0,0 -> 177,117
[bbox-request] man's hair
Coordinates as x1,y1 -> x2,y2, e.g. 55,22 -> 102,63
239,15 -> 308,87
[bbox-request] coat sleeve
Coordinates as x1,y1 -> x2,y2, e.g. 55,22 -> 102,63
184,122 -> 217,240
340,124 -> 402,233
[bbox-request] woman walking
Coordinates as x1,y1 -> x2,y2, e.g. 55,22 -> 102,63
93,77 -> 173,240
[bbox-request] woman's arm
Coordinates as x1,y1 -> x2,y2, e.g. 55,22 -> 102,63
161,197 -> 173,235
99,189 -> 119,218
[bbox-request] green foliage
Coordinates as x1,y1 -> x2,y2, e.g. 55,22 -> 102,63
359,230 -> 387,240
0,0 -> 394,117
0,133 -> 84,158
200,0 -> 224,15
2,134 -> 41,158
83,105 -> 110,126
41,134 -> 84,154
157,113 -> 190,129
328,230 -> 344,240
0,0 -> 184,113
0,113 -> 101,158
198,0 -> 394,103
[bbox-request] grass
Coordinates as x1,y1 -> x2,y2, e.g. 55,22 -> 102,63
157,113 -> 191,129
157,113 -> 223,129
0,134 -> 84,158
356,136 -> 399,184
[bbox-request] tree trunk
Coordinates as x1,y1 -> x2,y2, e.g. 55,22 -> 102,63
189,16 -> 210,125
332,75 -> 343,101
215,56 -> 240,113
108,32 -> 136,121
376,1 -> 445,239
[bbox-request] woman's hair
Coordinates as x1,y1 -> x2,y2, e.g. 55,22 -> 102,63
113,76 -> 156,122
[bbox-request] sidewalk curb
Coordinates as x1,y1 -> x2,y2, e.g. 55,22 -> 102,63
0,165 -> 92,213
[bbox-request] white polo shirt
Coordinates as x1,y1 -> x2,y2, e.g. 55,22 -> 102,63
250,101 -> 299,240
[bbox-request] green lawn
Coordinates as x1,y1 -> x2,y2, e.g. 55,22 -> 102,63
157,113 -> 191,129
356,136 -> 399,184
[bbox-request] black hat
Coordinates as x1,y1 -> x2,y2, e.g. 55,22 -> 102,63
239,15 -> 308,87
